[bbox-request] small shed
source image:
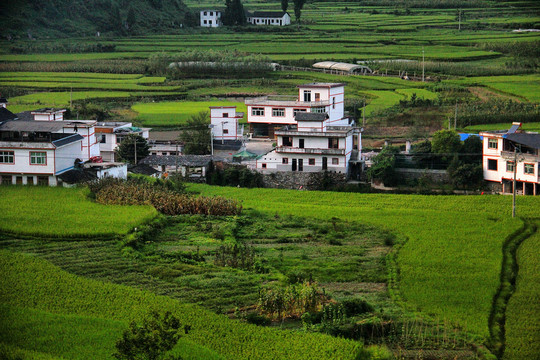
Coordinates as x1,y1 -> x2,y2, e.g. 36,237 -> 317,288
140,155 -> 215,180
312,62 -> 372,75
232,149 -> 258,163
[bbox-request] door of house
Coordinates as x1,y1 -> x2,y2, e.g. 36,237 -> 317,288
299,139 -> 304,149
315,93 -> 320,102
322,157 -> 328,170
298,159 -> 303,172
292,159 -> 297,171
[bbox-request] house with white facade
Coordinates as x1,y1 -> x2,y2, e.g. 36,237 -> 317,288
210,106 -> 244,143
480,122 -> 539,195
246,83 -> 348,138
256,109 -> 362,176
95,122 -> 150,162
247,11 -> 291,26
200,10 -> 222,27
0,120 -> 85,186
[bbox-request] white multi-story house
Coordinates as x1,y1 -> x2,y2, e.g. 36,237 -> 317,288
256,111 -> 362,176
200,10 -> 222,27
95,122 -> 150,162
210,106 -> 244,142
246,83 -> 348,138
0,121 -> 84,186
246,11 -> 291,26
480,122 -> 539,195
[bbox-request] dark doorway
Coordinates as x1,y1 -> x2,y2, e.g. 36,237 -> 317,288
292,159 -> 297,171
322,157 -> 328,170
299,139 -> 304,149
298,159 -> 303,172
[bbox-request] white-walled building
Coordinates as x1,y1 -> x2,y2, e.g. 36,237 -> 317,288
200,10 -> 222,27
210,106 -> 244,142
480,122 -> 539,195
256,112 -> 361,176
95,122 -> 150,162
0,121 -> 84,186
247,11 -> 291,26
246,83 -> 348,138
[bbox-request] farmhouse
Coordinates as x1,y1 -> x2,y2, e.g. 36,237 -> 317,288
480,122 -> 539,195
0,120 -> 84,186
246,83 -> 348,138
140,154 -> 215,180
95,122 -> 150,162
200,10 -> 222,27
256,110 -> 362,176
210,106 -> 244,143
246,11 -> 291,26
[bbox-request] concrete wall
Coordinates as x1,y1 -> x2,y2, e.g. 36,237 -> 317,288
395,168 -> 449,183
262,171 -> 346,190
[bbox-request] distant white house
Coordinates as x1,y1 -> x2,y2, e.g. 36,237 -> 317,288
480,122 -> 539,195
210,106 -> 244,142
95,122 -> 150,162
247,11 -> 291,26
200,10 -> 222,27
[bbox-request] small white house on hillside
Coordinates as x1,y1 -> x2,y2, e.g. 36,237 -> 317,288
95,122 -> 150,162
247,11 -> 291,26
200,10 -> 222,27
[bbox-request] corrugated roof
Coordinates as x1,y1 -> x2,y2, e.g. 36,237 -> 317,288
52,134 -> 84,147
506,133 -> 540,149
141,155 -> 214,167
298,82 -> 346,88
250,11 -> 288,18
0,120 -> 64,132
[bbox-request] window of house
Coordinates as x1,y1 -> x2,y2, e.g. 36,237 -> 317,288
210,12 -> 213,16
293,108 -> 307,116
488,138 -> 498,149
204,11 -> 207,15
282,136 -> 292,146
223,129 -> 229,134
223,113 -> 229,117
524,163 -> 534,175
272,108 -> 285,117
30,152 -> 47,165
309,158 -> 315,165
303,90 -> 311,102
332,97 -> 336,109
332,158 -> 339,165
312,106 -> 326,113
252,107 -> 264,116
0,151 -> 14,164
100,134 -> 106,143
261,163 -> 267,169
299,139 -> 304,149
203,20 -> 207,24
328,138 -> 339,149
1,175 -> 12,184
487,159 -> 498,171
282,158 -> 288,164
506,161 -> 515,172
38,176 -> 49,186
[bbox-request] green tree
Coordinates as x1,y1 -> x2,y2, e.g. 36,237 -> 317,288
460,135 -> 482,164
223,0 -> 246,26
113,311 -> 184,360
116,134 -> 150,164
108,1 -> 123,33
367,146 -> 400,186
281,0 -> 288,13
431,130 -> 461,158
292,0 -> 306,24
179,111 -> 211,155
125,6 -> 136,32
448,161 -> 483,189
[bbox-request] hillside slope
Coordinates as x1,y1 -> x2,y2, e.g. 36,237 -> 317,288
2,0 -> 192,39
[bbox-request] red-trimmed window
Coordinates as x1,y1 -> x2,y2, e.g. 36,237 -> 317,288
0,151 -> 14,164
252,107 -> 264,116
332,158 -> 339,165
30,152 -> 47,165
272,108 -> 285,117
524,163 -> 535,175
488,138 -> 498,149
506,161 -> 515,172
282,158 -> 288,164
309,158 -> 315,165
261,163 -> 267,169
223,129 -> 229,134
487,159 -> 497,171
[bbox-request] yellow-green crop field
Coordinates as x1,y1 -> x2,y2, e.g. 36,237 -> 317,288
189,184 -> 540,339
0,186 -> 157,238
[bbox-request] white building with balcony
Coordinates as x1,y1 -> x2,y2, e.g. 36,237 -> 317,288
245,83 -> 348,138
256,112 -> 362,176
210,106 -> 244,142
480,122 -> 539,195
200,10 -> 221,27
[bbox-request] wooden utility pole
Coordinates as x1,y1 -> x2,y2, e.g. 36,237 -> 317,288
454,102 -> 458,129
134,136 -> 137,165
362,98 -> 366,127
422,47 -> 425,82
458,9 -> 462,31
512,146 -> 517,217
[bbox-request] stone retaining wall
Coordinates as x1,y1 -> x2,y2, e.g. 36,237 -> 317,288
262,171 -> 347,190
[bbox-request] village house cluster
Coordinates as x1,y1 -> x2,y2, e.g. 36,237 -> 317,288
200,10 -> 291,27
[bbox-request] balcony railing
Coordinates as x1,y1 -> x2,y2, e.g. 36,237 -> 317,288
245,95 -> 330,107
501,151 -> 540,162
276,146 -> 345,155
